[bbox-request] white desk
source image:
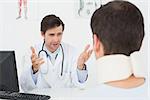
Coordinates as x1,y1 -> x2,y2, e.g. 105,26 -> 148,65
30,84 -> 149,100
31,88 -> 88,100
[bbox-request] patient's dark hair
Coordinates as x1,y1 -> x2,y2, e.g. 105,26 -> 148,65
91,0 -> 144,56
41,14 -> 65,33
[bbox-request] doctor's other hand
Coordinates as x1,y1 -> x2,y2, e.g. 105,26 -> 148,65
31,46 -> 44,73
77,44 -> 93,70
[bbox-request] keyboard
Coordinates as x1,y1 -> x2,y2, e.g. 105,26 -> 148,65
0,91 -> 50,100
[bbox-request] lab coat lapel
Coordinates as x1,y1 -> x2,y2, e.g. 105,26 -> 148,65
42,59 -> 55,87
42,49 -> 63,88
54,50 -> 63,74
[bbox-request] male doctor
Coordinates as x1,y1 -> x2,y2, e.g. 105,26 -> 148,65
20,14 -> 92,92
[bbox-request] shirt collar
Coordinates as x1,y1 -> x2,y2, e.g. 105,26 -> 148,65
43,45 -> 60,58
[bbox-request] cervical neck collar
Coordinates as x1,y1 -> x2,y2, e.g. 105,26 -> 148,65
96,52 -> 145,83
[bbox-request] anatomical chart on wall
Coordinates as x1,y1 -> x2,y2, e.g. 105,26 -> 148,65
16,0 -> 28,20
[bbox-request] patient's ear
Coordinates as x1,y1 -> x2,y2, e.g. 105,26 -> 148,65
93,34 -> 100,52
93,34 -> 104,59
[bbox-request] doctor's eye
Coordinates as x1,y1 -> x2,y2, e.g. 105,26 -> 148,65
48,33 -> 55,36
57,32 -> 63,36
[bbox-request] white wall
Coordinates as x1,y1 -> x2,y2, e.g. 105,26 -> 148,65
0,0 -> 149,85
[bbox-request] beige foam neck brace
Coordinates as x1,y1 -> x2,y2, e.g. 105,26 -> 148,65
96,52 -> 145,83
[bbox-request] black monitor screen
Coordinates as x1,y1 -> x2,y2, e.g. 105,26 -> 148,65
0,51 -> 19,92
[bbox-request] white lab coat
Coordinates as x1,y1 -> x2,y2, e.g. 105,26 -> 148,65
20,42 -> 87,92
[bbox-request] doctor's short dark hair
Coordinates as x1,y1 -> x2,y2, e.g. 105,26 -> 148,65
91,0 -> 144,56
41,14 -> 65,33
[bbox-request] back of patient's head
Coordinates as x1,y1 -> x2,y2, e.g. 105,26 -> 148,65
91,0 -> 144,56
41,14 -> 65,33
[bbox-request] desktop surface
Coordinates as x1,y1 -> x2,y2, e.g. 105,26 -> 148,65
30,82 -> 148,100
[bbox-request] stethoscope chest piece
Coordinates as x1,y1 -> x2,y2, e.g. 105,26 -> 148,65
39,51 -> 49,74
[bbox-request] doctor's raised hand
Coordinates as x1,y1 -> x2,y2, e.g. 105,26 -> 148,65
30,46 -> 44,73
77,44 -> 93,70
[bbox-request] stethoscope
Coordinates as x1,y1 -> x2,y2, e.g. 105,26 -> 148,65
38,41 -> 64,76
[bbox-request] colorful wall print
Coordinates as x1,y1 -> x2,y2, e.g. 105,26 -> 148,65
78,0 -> 101,17
16,0 -> 28,20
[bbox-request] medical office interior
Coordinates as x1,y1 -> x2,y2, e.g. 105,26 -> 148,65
0,0 -> 150,99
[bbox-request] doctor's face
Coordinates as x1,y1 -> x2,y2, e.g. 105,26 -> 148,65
42,25 -> 63,53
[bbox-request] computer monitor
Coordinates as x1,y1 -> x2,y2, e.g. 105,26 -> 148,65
0,51 -> 19,92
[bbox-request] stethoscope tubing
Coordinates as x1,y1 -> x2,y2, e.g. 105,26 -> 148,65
38,41 -> 64,76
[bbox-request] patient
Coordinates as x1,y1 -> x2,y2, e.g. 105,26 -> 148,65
91,0 -> 145,89
83,0 -> 148,98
